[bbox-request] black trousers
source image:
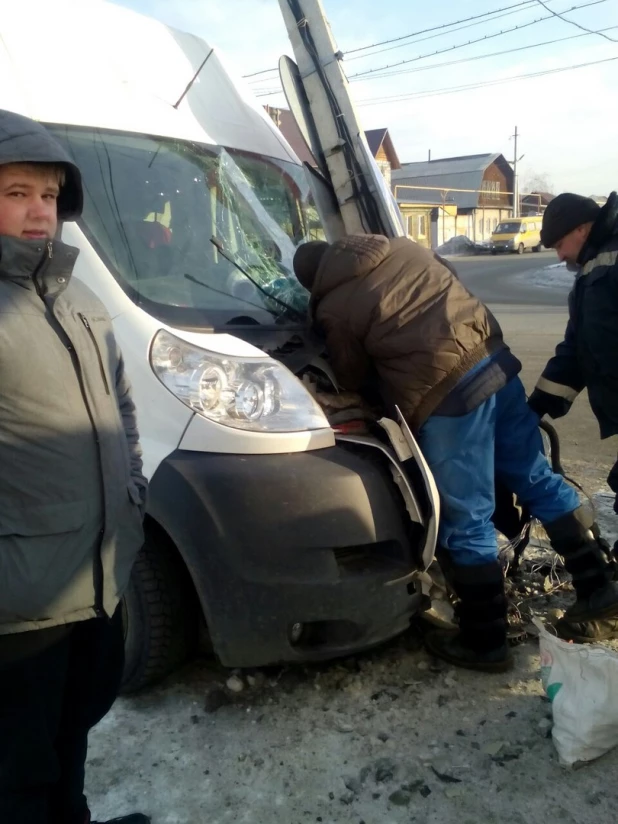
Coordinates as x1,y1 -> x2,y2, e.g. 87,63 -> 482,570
0,607 -> 125,824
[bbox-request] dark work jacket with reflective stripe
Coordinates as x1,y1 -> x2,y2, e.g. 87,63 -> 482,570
529,193 -> 618,439
0,235 -> 147,636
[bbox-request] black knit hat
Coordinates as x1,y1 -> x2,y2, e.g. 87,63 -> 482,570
541,193 -> 601,248
293,240 -> 330,291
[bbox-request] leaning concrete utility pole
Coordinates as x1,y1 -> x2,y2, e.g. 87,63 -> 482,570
277,0 -> 404,239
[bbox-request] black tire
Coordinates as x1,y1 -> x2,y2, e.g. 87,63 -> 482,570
121,523 -> 198,693
517,243 -> 525,255
533,243 -> 542,253
491,250 -> 497,256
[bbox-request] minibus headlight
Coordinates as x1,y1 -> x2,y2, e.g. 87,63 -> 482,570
150,330 -> 328,432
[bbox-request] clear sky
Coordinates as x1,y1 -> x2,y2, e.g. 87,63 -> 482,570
115,0 -> 618,195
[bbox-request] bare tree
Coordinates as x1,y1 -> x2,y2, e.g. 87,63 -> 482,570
522,172 -> 554,194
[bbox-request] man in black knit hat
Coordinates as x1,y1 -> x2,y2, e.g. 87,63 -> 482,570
529,191 -> 618,638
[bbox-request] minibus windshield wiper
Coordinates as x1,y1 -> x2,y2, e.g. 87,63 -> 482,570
209,236 -> 306,323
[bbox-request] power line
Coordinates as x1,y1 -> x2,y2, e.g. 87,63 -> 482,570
256,54 -> 618,104
360,55 -> 618,103
351,26 -> 618,82
534,0 -> 618,41
247,1 -> 560,86
242,0 -> 548,79
250,0 -> 608,93
243,0 -> 607,80
344,0 -> 538,57
253,25 -> 616,96
354,55 -> 618,106
344,1 -> 548,63
253,14 -> 614,96
348,0 -> 609,80
244,66 -> 280,79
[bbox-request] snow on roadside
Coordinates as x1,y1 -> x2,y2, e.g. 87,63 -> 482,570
592,489 -> 617,541
523,261 -> 573,290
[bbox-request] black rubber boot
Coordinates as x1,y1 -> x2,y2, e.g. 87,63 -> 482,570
544,506 -> 618,641
91,815 -> 151,824
424,559 -> 514,673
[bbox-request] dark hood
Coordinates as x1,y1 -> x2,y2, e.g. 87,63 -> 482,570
0,110 -> 83,221
579,191 -> 618,266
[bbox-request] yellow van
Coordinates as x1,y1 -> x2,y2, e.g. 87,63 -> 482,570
490,216 -> 543,254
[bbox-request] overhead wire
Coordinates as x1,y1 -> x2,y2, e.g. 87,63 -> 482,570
343,0 -> 539,55
249,0 -> 556,86
534,0 -> 618,41
243,0 -> 608,81
243,0 -> 553,79
252,0 -> 610,97
348,0 -> 610,79
343,1 -> 548,63
349,26 -> 618,82
253,23 -> 616,98
353,55 -> 618,106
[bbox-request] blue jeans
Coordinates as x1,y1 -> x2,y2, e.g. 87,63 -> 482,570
418,376 -> 580,565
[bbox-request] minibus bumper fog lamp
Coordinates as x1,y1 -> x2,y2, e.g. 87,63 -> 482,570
150,330 -> 328,432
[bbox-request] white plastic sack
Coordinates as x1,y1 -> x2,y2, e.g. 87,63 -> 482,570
538,621 -> 618,767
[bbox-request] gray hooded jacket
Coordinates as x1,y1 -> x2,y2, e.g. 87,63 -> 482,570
0,109 -> 146,636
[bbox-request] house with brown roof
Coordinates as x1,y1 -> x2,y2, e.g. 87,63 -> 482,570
264,107 -> 516,250
363,128 -> 401,188
392,153 -> 515,246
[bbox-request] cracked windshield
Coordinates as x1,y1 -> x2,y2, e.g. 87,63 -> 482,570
49,127 -> 315,326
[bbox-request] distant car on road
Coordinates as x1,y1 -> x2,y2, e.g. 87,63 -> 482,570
435,235 -> 491,256
490,217 -> 543,255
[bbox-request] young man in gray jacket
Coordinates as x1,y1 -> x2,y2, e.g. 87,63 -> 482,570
0,110 -> 149,824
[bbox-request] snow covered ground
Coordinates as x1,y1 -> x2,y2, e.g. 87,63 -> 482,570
85,492 -> 618,824
521,261 -> 573,290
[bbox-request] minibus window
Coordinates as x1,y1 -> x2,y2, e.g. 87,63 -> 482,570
48,126 -> 314,328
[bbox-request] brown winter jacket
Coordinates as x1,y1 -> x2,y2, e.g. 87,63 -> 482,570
307,235 -> 511,430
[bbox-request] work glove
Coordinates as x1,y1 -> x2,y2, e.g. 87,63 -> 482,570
528,386 -> 573,421
527,388 -> 549,419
